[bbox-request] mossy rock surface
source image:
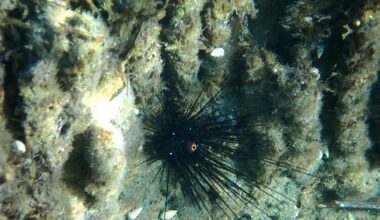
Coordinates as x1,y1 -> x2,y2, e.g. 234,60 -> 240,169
0,0 -> 379,219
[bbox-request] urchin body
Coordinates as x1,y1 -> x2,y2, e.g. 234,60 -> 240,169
142,88 -> 257,218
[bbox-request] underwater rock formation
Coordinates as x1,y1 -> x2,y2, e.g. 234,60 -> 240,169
0,0 -> 379,219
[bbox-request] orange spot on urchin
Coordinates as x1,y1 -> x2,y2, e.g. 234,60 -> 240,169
186,141 -> 198,153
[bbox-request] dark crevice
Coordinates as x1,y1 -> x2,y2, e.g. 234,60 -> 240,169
314,1 -> 369,159
319,92 -> 341,157
57,105 -> 73,137
197,1 -> 218,83
158,0 -> 190,98
315,4 -> 364,81
199,1 -> 215,46
1,7 -> 31,142
2,59 -> 25,142
2,2 -> 56,142
249,0 -> 297,64
62,131 -> 95,205
367,71 -> 380,168
316,11 -> 349,156
56,51 -> 79,91
321,189 -> 340,202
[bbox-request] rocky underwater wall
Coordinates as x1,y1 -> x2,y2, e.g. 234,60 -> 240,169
0,0 -> 379,219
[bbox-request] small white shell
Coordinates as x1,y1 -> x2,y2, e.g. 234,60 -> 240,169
309,67 -> 320,80
210,48 -> 225,57
353,19 -> 361,27
134,108 -> 139,115
318,150 -> 323,160
160,210 -> 177,220
303,16 -> 313,24
128,207 -> 143,220
12,140 -> 26,154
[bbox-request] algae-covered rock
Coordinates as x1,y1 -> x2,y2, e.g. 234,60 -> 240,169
0,0 -> 379,219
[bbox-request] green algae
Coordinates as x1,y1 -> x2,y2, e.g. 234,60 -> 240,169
0,0 -> 379,219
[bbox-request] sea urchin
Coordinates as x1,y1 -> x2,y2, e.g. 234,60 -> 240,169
141,84 -> 269,219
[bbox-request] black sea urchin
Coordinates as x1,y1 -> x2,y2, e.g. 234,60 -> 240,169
141,84 -> 275,219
